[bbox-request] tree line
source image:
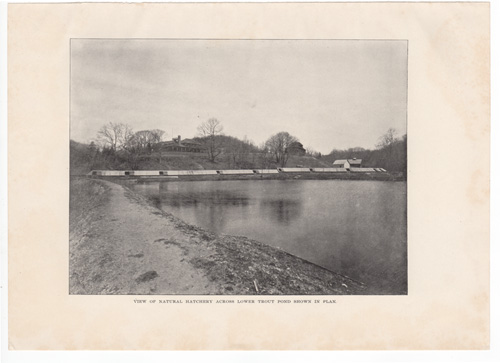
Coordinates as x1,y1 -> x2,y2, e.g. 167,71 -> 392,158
71,119 -> 406,173
94,122 -> 164,153
84,118 -> 307,169
325,128 -> 407,173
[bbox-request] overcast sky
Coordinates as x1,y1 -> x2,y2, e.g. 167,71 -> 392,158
71,39 -> 407,153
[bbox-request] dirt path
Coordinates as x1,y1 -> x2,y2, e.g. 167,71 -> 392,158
70,179 -> 220,294
70,178 -> 366,295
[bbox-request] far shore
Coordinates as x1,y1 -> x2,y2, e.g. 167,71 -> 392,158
70,177 -> 367,295
81,171 -> 405,182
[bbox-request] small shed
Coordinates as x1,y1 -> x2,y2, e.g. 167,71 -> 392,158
332,158 -> 362,169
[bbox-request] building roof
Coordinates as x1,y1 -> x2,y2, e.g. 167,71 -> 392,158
181,139 -> 203,146
157,138 -> 203,147
333,159 -> 362,165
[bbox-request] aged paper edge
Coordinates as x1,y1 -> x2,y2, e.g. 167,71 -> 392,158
5,1 -> 492,353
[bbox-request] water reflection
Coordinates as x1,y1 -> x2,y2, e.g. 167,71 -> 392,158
159,182 -> 250,208
260,199 -> 303,225
130,180 -> 407,294
160,190 -> 250,208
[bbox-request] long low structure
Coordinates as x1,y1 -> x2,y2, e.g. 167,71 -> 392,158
217,170 -> 255,175
88,167 -> 388,177
310,168 -> 348,173
90,170 -> 123,176
133,170 -> 162,176
253,169 -> 279,174
169,170 -> 218,176
350,168 -> 376,173
278,168 -> 312,173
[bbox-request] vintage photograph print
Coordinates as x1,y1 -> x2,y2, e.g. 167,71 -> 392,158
70,39 -> 407,295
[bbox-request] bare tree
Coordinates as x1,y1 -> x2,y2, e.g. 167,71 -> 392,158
225,136 -> 255,168
123,126 -> 135,150
305,146 -> 323,159
375,128 -> 407,172
377,128 -> 398,149
131,130 -> 151,149
305,146 -> 315,156
149,129 -> 165,144
127,129 -> 165,152
197,118 -> 224,162
264,131 -> 299,167
122,129 -> 166,161
96,122 -> 133,151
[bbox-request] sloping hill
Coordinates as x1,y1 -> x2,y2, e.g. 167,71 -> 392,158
70,140 -> 331,174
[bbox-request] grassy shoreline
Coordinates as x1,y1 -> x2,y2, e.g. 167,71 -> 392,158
70,177 -> 367,295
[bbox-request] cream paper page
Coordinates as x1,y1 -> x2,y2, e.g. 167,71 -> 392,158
8,2 -> 489,350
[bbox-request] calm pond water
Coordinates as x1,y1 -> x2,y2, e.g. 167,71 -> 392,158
130,179 -> 407,294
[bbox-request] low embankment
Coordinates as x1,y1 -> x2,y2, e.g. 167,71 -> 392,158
87,169 -> 405,182
70,177 -> 366,295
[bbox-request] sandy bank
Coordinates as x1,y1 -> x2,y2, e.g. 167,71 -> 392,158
70,178 -> 366,295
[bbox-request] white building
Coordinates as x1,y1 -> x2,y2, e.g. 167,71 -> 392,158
332,158 -> 362,169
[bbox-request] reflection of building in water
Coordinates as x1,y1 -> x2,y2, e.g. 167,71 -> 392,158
259,199 -> 303,225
